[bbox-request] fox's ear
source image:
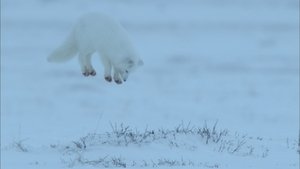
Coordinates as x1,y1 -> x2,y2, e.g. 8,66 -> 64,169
138,59 -> 144,66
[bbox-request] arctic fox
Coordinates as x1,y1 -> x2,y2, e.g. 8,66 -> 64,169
47,13 -> 143,84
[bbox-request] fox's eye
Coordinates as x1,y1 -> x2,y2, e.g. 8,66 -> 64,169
125,70 -> 128,73
128,60 -> 134,65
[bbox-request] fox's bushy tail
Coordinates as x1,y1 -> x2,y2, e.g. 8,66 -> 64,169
47,31 -> 77,62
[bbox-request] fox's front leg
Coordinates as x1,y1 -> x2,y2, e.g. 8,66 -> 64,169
113,69 -> 122,84
101,56 -> 112,82
104,64 -> 112,82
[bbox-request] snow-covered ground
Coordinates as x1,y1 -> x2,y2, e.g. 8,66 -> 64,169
1,0 -> 299,168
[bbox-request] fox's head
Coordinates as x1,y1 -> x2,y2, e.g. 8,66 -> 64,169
117,57 -> 144,82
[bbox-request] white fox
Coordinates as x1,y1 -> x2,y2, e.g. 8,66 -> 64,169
47,13 -> 143,84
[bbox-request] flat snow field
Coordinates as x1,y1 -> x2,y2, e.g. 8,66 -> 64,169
1,0 -> 299,168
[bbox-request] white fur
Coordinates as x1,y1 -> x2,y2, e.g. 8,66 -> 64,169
48,13 -> 143,84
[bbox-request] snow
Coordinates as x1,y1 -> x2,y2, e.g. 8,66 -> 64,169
1,0 -> 299,168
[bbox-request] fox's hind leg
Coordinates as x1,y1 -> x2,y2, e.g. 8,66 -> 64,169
86,54 -> 96,76
79,53 -> 96,76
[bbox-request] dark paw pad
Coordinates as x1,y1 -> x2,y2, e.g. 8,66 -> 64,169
114,79 -> 122,84
83,72 -> 89,77
90,70 -> 96,76
105,76 -> 112,82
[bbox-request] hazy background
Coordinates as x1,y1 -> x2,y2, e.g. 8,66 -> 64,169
1,0 -> 299,168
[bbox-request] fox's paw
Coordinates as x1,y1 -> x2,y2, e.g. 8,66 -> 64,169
90,70 -> 96,76
105,76 -> 112,82
114,79 -> 122,85
113,74 -> 123,84
83,72 -> 90,77
82,69 -> 96,77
